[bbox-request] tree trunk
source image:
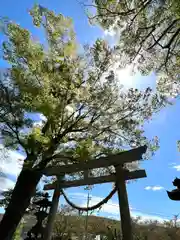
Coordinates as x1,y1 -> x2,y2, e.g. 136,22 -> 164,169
0,168 -> 42,240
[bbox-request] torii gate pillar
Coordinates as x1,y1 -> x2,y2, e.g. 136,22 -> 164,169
43,179 -> 62,240
115,165 -> 132,240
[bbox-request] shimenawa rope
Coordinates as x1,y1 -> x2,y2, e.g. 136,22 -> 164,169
60,185 -> 117,212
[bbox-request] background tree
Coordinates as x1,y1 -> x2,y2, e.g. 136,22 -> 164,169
52,205 -> 79,240
0,4 -> 160,238
88,0 -> 180,97
0,188 -> 47,240
0,188 -> 47,213
52,212 -> 180,240
0,189 -> 13,210
0,188 -> 49,239
53,207 -> 120,240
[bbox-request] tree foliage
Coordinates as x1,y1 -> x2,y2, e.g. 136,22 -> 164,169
0,4 -> 160,174
88,0 -> 180,97
0,188 -> 47,212
53,205 -> 78,240
53,206 -> 120,240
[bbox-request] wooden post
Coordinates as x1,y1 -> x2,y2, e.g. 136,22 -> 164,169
43,178 -> 62,240
115,165 -> 132,240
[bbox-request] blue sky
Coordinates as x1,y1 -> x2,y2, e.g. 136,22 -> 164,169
0,0 -> 180,223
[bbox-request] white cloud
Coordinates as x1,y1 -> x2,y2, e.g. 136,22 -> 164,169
68,192 -> 168,223
68,192 -> 133,216
106,212 -> 168,224
144,186 -> 164,191
131,212 -> 168,223
168,162 -> 177,166
69,192 -> 88,198
172,165 -> 180,171
104,212 -> 168,223
88,197 -> 121,216
0,177 -> 15,192
0,148 -> 24,177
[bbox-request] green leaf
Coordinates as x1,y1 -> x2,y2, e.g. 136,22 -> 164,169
0,3 -> 160,173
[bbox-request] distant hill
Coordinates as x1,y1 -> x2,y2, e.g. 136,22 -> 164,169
1,212 -> 180,239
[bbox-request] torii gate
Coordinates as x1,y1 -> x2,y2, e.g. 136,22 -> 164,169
42,145 -> 147,240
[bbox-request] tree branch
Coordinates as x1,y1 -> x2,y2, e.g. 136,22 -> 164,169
147,19 -> 180,50
83,2 -> 135,18
2,87 -> 29,156
129,0 -> 153,28
163,28 -> 180,49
